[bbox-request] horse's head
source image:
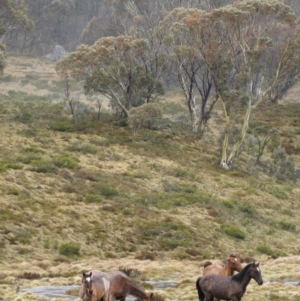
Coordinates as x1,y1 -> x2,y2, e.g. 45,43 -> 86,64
250,262 -> 263,285
82,271 -> 93,296
146,293 -> 155,301
227,253 -> 243,272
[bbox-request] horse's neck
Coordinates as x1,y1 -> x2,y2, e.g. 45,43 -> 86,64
236,271 -> 252,289
126,280 -> 148,300
222,262 -> 234,276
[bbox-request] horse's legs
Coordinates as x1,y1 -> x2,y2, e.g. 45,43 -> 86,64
106,295 -> 116,301
205,293 -> 214,301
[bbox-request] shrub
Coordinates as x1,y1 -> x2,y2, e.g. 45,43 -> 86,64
25,146 -> 44,153
59,242 -> 80,256
128,103 -> 162,138
256,244 -> 274,256
96,184 -> 119,197
223,199 -> 235,209
238,202 -> 256,217
85,194 -> 103,203
279,221 -> 296,232
49,121 -> 73,132
30,158 -> 58,174
0,160 -> 23,171
53,153 -> 79,169
222,224 -> 246,240
257,244 -> 287,258
18,154 -> 41,164
67,143 -> 97,154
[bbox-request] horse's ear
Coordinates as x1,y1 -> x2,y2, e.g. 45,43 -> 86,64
89,272 -> 92,277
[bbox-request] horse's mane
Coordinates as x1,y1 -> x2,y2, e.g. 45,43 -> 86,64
231,262 -> 253,281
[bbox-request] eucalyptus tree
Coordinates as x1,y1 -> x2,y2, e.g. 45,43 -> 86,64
0,0 -> 33,73
158,8 -> 216,133
183,0 -> 300,169
3,0 -> 107,55
56,35 -> 165,118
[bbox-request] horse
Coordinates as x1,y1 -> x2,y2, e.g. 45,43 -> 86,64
196,262 -> 263,301
80,270 -> 154,301
80,271 -> 106,301
203,254 -> 243,301
203,253 -> 243,277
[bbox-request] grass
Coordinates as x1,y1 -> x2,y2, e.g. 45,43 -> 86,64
0,54 -> 300,301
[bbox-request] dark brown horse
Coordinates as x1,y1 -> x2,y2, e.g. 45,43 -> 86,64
80,270 -> 154,301
196,262 -> 263,301
203,254 -> 243,301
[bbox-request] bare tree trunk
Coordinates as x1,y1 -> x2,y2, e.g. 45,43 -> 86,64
178,72 -> 199,132
226,99 -> 252,167
219,93 -> 231,169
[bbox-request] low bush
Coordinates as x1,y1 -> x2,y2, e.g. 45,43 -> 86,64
256,244 -> 287,258
53,153 -> 79,169
279,220 -> 296,232
67,143 -> 97,154
31,158 -> 58,174
85,194 -> 103,203
96,184 -> 119,197
222,224 -> 246,240
59,242 -> 80,256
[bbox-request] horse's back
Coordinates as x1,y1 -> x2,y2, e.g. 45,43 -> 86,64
203,264 -> 223,276
200,274 -> 232,300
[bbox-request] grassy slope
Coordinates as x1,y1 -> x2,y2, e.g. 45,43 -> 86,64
0,55 -> 300,301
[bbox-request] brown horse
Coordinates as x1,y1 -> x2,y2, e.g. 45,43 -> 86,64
203,254 -> 243,277
196,262 -> 263,301
80,270 -> 154,301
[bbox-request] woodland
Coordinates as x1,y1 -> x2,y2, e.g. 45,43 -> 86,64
2,0 -> 300,169
1,1 -> 300,301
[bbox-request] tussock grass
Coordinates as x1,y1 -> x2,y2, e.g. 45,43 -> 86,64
0,55 -> 300,301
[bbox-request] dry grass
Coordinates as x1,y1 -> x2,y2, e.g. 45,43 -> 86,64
0,54 -> 300,301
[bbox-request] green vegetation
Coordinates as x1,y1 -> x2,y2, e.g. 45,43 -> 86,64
0,55 -> 299,266
59,242 -> 80,256
256,245 -> 287,258
221,224 -> 246,240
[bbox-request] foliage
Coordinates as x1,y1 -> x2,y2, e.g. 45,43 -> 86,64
93,183 -> 119,197
0,0 -> 33,73
137,220 -> 195,250
85,194 -> 103,203
128,103 -> 162,138
53,153 -> 79,169
56,35 -> 165,118
30,158 -> 59,174
59,242 -> 80,256
67,143 -> 97,154
180,1 -> 300,169
278,220 -> 296,232
221,224 -> 246,240
256,244 -> 287,258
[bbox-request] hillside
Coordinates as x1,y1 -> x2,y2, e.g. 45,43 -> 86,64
0,54 -> 300,301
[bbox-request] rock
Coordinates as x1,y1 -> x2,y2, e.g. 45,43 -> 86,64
45,45 -> 67,61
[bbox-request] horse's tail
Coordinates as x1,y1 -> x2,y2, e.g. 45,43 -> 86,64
195,277 -> 205,301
